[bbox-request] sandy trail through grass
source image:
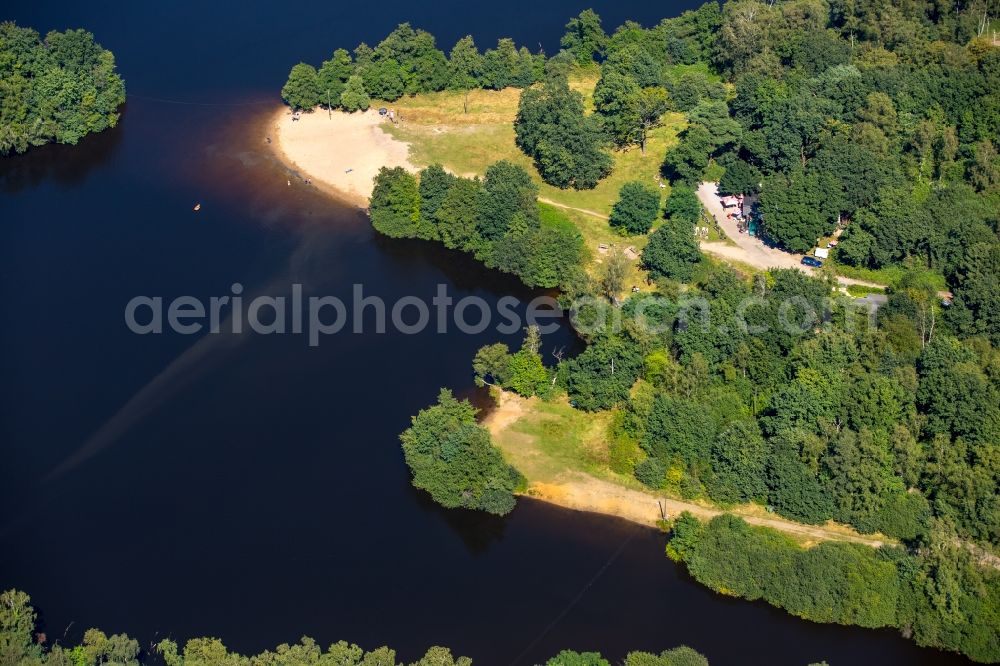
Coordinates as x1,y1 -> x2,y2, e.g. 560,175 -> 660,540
485,390 -> 890,548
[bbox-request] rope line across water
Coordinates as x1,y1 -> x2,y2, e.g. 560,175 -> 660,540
508,525 -> 642,665
126,93 -> 278,107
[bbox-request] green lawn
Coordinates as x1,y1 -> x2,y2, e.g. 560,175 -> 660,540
845,283 -> 887,297
555,205 -> 657,292
378,70 -> 685,218
378,72 -> 680,297
831,260 -> 946,290
492,396 -> 642,487
490,391 -> 893,547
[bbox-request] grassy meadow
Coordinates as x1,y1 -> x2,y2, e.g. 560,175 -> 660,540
375,69 -> 686,289
490,395 -> 626,485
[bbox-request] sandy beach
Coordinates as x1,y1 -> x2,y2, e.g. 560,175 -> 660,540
269,107 -> 414,206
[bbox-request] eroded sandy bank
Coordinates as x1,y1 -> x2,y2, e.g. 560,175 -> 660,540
483,390 -> 888,547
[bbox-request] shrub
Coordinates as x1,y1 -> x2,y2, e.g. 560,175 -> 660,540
635,457 -> 667,488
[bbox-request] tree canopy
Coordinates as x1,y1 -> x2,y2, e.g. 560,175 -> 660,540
2,589 -> 714,666
400,389 -> 523,515
642,218 -> 702,282
610,181 -> 661,234
282,24 -> 543,112
0,23 -> 126,154
560,10 -> 608,65
308,6 -> 1000,662
366,160 -> 583,289
515,74 -> 612,189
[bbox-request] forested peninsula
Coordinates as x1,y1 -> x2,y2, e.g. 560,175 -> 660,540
0,22 -> 126,155
279,1 -> 1000,662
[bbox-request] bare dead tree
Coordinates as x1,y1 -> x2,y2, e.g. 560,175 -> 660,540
550,346 -> 565,386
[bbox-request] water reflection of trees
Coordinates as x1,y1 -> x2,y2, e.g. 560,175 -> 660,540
406,482 -> 509,555
0,111 -> 125,194
373,233 -> 549,299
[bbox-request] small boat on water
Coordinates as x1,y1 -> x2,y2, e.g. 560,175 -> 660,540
193,203 -> 201,211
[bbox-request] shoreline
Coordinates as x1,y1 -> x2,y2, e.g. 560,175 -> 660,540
484,390 -> 889,548
266,105 -> 415,207
265,105 -> 886,548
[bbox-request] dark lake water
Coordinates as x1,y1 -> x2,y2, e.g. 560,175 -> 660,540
0,2 -> 973,664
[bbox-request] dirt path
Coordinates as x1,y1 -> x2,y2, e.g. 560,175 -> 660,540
696,182 -> 886,289
483,389 -> 529,433
485,391 -> 888,548
538,197 -> 609,220
528,472 -> 887,547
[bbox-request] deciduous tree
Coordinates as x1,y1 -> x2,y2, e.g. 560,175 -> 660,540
642,218 -> 701,282
610,181 -> 660,234
400,389 -> 523,515
560,10 -> 608,64
282,63 -> 321,110
339,74 -> 371,111
370,167 -> 420,238
515,75 -> 612,189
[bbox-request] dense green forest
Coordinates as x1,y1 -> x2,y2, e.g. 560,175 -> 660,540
413,256 -> 1000,661
287,1 -> 999,662
0,23 -> 126,155
0,589 -> 710,666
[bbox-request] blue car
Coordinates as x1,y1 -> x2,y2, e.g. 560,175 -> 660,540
801,256 -> 823,268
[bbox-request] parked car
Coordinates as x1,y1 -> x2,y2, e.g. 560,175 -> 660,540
801,256 -> 823,268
